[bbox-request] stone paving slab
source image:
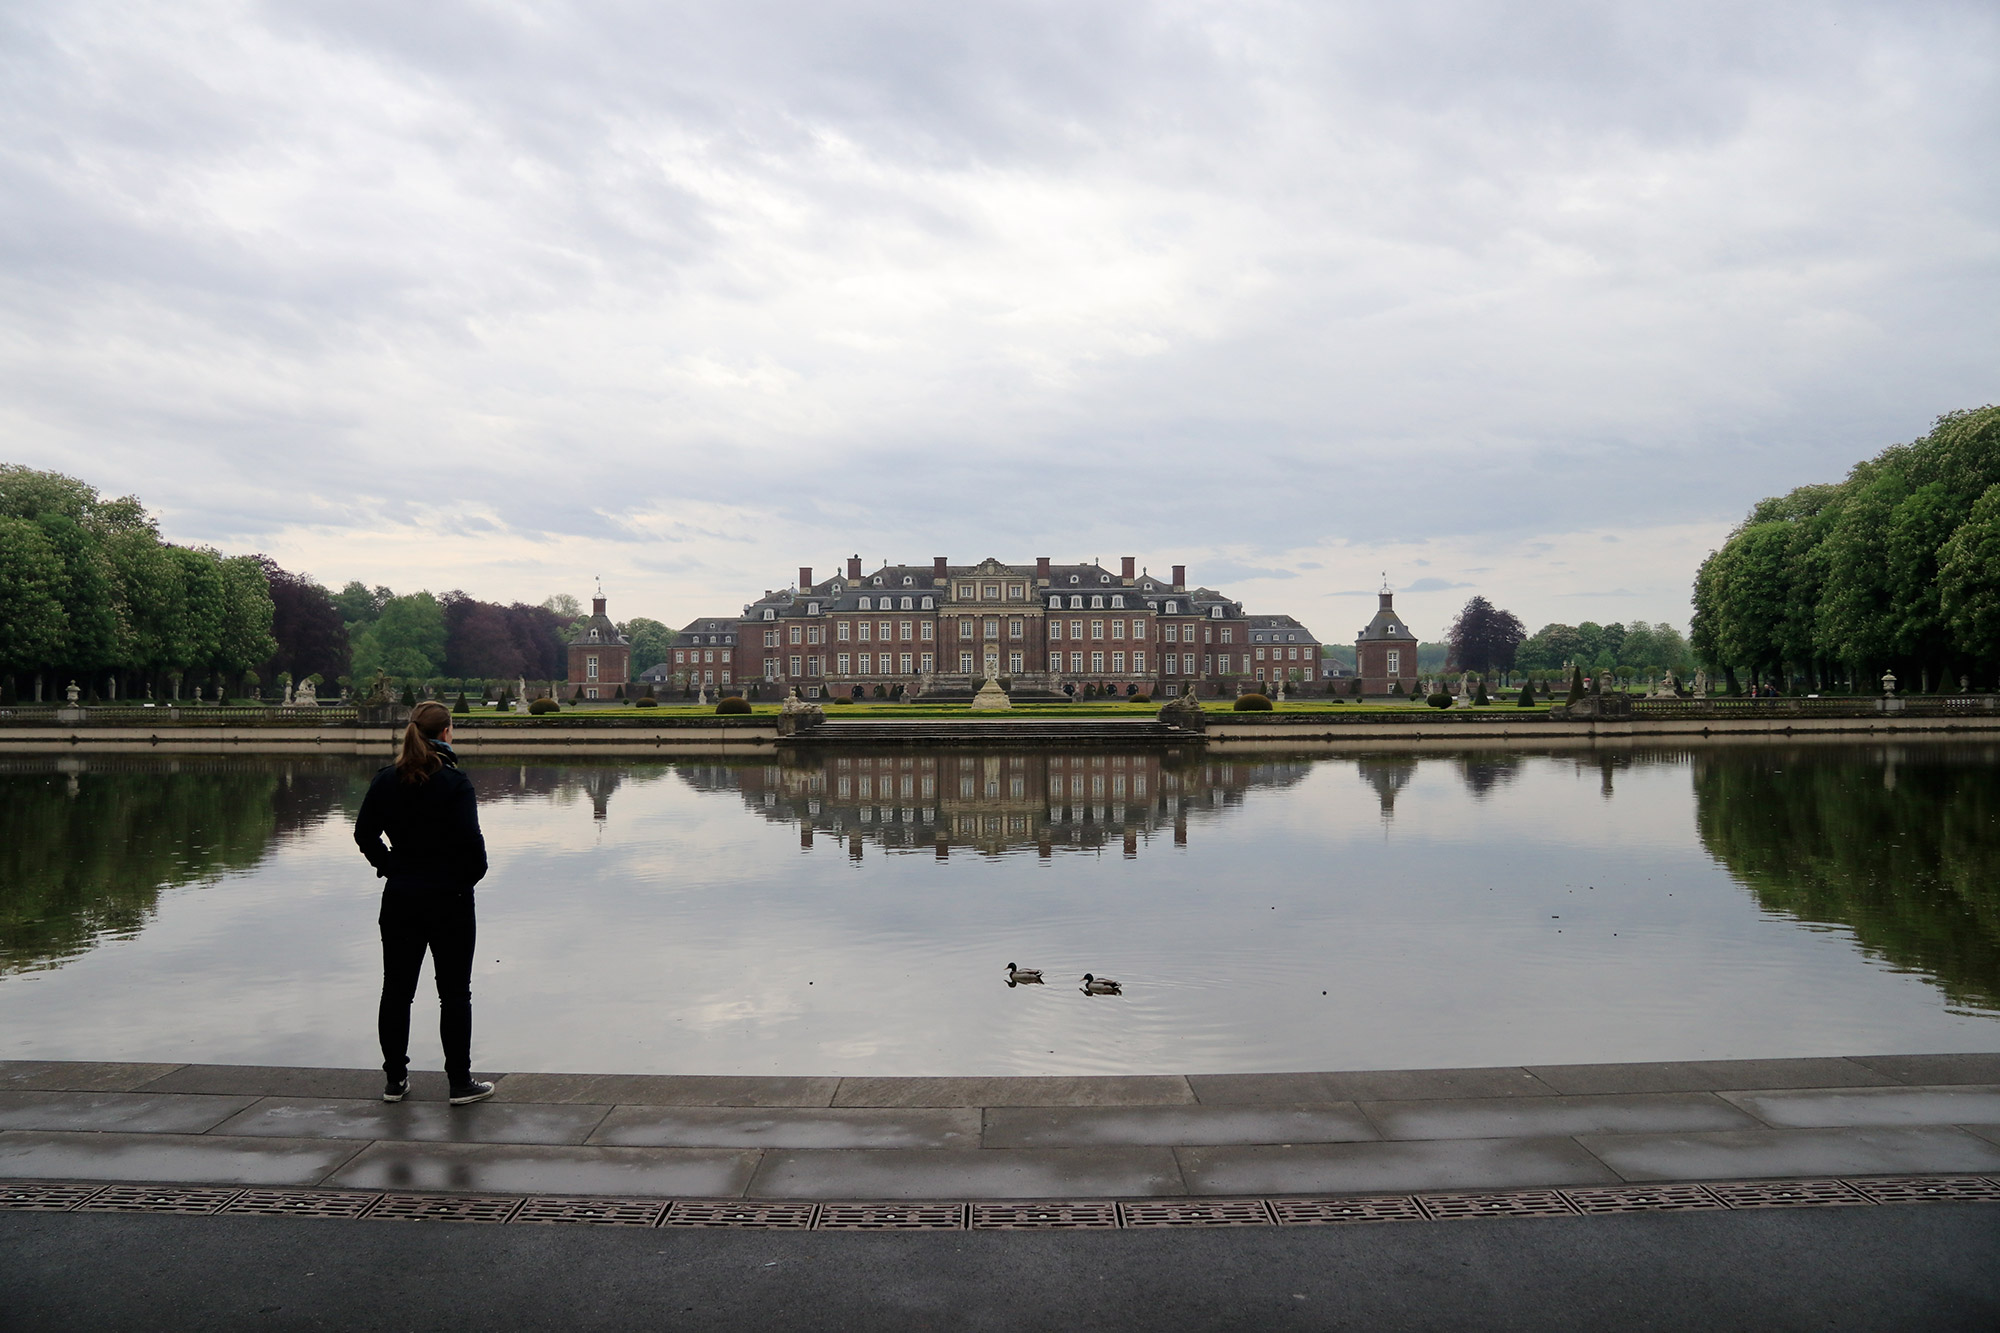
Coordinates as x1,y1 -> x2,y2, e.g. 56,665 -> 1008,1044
0,1091 -> 257,1136
0,1130 -> 362,1186
210,1097 -> 615,1145
493,1073 -> 839,1107
589,1106 -> 978,1150
832,1076 -> 1194,1108
747,1146 -> 1185,1199
1849,1053 -> 2000,1085
0,1062 -> 186,1093
1721,1085 -> 2000,1129
1187,1067 -> 1553,1104
981,1104 -> 1378,1149
1578,1126 -> 2000,1182
135,1065 -> 461,1101
1176,1136 -> 1621,1196
325,1141 -> 760,1197
1362,1092 -> 1762,1141
1525,1057 -> 1900,1096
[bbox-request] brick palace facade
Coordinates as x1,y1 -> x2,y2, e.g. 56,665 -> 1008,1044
661,556 -> 1325,698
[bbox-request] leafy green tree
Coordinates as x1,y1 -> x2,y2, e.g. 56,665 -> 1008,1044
216,556 -> 277,676
331,582 -> 391,632
624,617 -> 676,672
351,592 -> 448,678
0,518 -> 67,681
1939,482 -> 2000,664
169,547 -> 227,677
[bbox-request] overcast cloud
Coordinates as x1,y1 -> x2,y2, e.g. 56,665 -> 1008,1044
3,0 -> 1995,638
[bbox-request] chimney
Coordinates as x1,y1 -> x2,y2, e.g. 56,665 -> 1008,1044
799,566 -> 813,591
1036,556 -> 1051,585
1121,556 -> 1136,584
1171,565 -> 1185,590
933,556 -> 948,584
847,555 -> 861,580
592,596 -> 606,616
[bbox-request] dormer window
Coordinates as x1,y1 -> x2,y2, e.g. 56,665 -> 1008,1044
1166,601 -> 1178,614
1070,596 -> 1083,609
1143,582 -> 1153,590
899,597 -> 913,610
807,602 -> 819,615
1100,574 -> 1110,584
590,629 -> 600,641
859,596 -> 872,610
1211,607 -> 1223,618
832,584 -> 842,593
902,576 -> 913,586
1111,595 -> 1124,608
1069,575 -> 1078,584
763,609 -> 774,621
1049,597 -> 1061,609
873,577 -> 882,586
1090,596 -> 1104,609
921,597 -> 934,609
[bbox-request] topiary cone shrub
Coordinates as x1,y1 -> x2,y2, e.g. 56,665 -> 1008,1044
1427,690 -> 1453,709
1474,679 -> 1490,705
1517,682 -> 1536,707
453,692 -> 469,715
1233,693 -> 1272,711
1566,667 -> 1586,705
716,696 -> 751,714
528,697 -> 560,714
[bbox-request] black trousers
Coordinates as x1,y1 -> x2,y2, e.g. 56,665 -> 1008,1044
377,887 -> 476,1085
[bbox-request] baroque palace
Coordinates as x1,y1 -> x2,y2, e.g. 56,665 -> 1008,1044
657,556 -> 1328,699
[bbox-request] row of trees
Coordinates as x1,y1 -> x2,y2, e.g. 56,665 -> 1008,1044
0,466 -> 276,701
1515,621 -> 1692,676
1692,406 -> 2000,692
0,466 -> 678,702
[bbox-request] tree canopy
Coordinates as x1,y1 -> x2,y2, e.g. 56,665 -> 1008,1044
1444,596 -> 1526,674
1691,405 -> 2000,688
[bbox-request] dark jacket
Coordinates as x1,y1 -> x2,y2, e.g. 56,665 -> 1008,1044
354,743 -> 488,893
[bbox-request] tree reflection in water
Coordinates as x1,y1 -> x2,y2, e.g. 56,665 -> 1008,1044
1693,743 -> 2000,1013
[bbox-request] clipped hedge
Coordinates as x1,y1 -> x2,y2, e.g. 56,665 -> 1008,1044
1233,693 -> 1273,711
634,697 -> 658,708
716,696 -> 751,714
1427,691 -> 1453,709
528,698 -> 560,715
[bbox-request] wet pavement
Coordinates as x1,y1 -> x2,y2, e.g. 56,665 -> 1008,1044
1,1053 -> 1997,1200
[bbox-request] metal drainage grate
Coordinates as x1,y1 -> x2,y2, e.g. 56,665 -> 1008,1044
513,1196 -> 667,1227
368,1192 -> 522,1224
815,1202 -> 967,1231
1705,1179 -> 1868,1210
223,1190 -> 381,1220
1420,1190 -> 1578,1221
1562,1185 -> 1726,1215
970,1201 -> 1120,1230
665,1200 -> 818,1229
76,1186 -> 241,1215
0,1182 -> 104,1212
1270,1195 -> 1426,1226
1119,1199 -> 1273,1228
1845,1176 -> 2000,1206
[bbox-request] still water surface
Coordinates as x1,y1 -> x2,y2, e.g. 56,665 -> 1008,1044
2,744 -> 1997,1075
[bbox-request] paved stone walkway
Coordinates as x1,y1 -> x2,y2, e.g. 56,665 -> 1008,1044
3,1054 -> 1997,1200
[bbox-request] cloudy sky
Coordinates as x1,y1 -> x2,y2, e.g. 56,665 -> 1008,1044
4,0 -> 1995,640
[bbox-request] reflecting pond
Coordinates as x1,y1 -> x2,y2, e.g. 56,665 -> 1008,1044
2,743 -> 1997,1075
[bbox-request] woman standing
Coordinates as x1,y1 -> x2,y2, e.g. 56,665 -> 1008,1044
353,700 -> 493,1104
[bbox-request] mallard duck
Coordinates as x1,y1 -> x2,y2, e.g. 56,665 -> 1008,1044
1005,963 -> 1044,985
1080,973 -> 1122,995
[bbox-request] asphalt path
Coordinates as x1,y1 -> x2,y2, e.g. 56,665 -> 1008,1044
4,1205 -> 1997,1332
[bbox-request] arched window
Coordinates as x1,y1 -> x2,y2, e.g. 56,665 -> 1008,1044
763,609 -> 774,621
1070,596 -> 1083,609
1049,597 -> 1061,609
859,596 -> 871,610
807,602 -> 819,615
899,597 -> 913,610
1166,601 -> 1177,614
921,597 -> 934,609
1090,596 -> 1104,609
1111,595 -> 1124,608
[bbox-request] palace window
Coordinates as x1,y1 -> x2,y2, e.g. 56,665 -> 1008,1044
1048,596 -> 1061,609
837,653 -> 851,674
1111,651 -> 1125,672
808,626 -> 822,645
1163,625 -> 1177,643
1048,653 -> 1061,671
1091,652 -> 1105,672
879,620 -> 892,639
1387,649 -> 1401,674
1221,628 -> 1233,643
1100,574 -> 1110,583
959,617 -> 973,637
984,584 -> 999,599
984,618 -> 998,639
1255,647 -> 1265,661
920,652 -> 933,671
837,622 -> 850,641
586,687 -> 598,699
1111,620 -> 1125,640
789,625 -> 803,645
762,609 -> 774,620
920,622 -> 933,641
1089,620 -> 1103,639
1090,595 -> 1104,609
900,597 -> 913,610
1049,620 -> 1062,640
807,602 -> 819,615
789,655 -> 802,676
858,652 -> 872,673
960,584 -> 974,598
1009,618 -> 1023,639
765,657 -> 777,679
1070,619 -> 1083,639
962,652 -> 976,672
902,576 -> 913,586
899,652 -> 913,672
587,655 -> 599,680
809,656 -> 822,676
921,597 -> 933,609
674,650 -> 684,663
1132,652 -> 1145,673
1204,654 -> 1213,673
900,621 -> 913,640
1070,651 -> 1084,672
858,621 -> 872,641
1008,584 -> 1023,598
1009,651 -> 1022,672
1211,606 -> 1223,618
1069,574 -> 1079,584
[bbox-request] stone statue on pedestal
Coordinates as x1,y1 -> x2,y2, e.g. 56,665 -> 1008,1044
970,663 -> 1012,712
295,679 -> 317,707
65,681 -> 79,704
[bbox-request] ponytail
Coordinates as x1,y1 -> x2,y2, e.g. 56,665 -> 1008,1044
396,700 -> 454,784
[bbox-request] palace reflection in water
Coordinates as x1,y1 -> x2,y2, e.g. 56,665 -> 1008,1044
685,750 -> 1310,859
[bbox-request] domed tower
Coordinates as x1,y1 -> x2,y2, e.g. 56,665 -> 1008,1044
1356,584 -> 1419,696
567,596 -> 631,701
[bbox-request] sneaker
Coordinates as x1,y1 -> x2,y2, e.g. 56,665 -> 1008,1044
449,1080 -> 495,1106
382,1078 -> 409,1104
